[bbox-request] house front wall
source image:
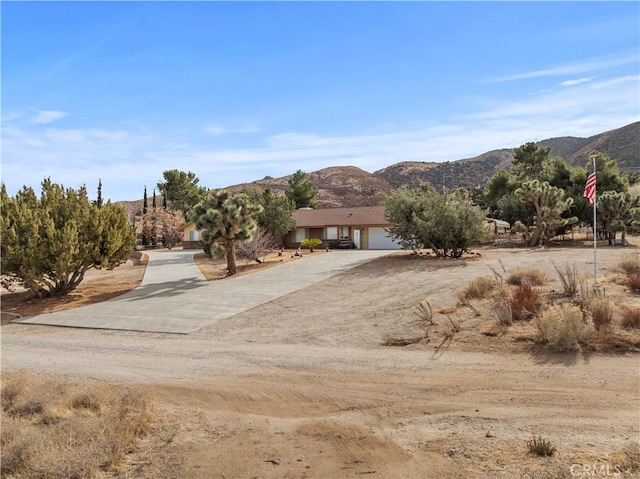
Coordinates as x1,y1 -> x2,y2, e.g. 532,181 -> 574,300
182,223 -> 202,250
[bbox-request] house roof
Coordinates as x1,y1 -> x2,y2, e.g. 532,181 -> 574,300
292,206 -> 391,228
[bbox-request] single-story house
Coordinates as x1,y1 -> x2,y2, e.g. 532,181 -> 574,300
285,206 -> 402,250
181,222 -> 201,249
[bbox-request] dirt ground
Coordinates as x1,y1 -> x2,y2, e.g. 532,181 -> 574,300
1,244 -> 639,478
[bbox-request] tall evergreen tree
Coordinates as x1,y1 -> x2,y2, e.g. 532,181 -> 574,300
93,179 -> 104,208
157,169 -> 206,219
285,170 -> 318,209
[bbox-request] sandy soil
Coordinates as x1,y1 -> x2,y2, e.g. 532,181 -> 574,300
2,244 -> 639,478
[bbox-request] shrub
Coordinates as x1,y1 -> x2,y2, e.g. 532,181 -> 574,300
618,251 -> 640,275
510,285 -> 542,321
621,307 -> 640,329
526,433 -> 556,456
491,298 -> 513,326
462,276 -> 495,300
552,261 -> 579,297
627,272 -> 640,293
586,294 -> 613,331
507,268 -> 546,286
536,305 -> 588,352
301,238 -> 322,251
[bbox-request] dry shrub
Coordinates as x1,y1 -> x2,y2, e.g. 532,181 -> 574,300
461,276 -> 495,300
610,444 -> 640,473
621,307 -> 640,329
552,261 -> 579,297
536,304 -> 589,352
491,298 -> 513,327
627,272 -> 640,293
506,268 -> 546,286
526,433 -> 556,456
585,294 -> 613,331
510,285 -> 542,321
618,251 -> 640,275
1,373 -> 156,479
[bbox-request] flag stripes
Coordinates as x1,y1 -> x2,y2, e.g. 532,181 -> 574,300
584,161 -> 596,205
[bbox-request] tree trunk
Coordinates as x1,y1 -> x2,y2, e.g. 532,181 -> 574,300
226,240 -> 238,276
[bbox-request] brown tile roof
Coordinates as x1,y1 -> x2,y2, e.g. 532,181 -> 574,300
292,206 -> 391,228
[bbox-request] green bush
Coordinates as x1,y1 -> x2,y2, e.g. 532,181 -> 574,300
301,238 -> 322,251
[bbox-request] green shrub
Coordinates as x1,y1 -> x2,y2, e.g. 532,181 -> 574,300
301,238 -> 322,251
536,305 -> 588,352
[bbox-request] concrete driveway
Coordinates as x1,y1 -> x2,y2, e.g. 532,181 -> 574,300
14,249 -> 391,334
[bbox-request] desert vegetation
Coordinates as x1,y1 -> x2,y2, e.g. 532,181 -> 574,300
1,373 -> 181,479
384,253 -> 640,355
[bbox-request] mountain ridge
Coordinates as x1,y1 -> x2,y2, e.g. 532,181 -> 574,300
119,121 -> 639,212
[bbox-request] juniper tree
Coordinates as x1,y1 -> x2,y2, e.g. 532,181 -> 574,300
1,180 -> 135,297
384,184 -> 486,258
190,189 -> 263,275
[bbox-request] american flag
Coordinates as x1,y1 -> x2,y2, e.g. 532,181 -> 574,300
584,160 -> 596,205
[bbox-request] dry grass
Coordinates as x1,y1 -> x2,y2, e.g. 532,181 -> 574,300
536,305 -> 590,352
620,307 -> 640,329
506,268 -> 546,286
0,373 -> 180,479
585,294 -> 614,331
460,276 -> 495,300
552,261 -> 579,297
618,251 -> 640,275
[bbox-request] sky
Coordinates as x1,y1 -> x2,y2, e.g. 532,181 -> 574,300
2,1 -> 639,202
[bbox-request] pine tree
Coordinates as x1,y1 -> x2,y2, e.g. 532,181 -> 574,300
285,170 -> 318,209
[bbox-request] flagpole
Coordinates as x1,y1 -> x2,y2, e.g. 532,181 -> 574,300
590,154 -> 597,289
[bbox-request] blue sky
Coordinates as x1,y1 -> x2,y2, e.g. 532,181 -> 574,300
2,1 -> 639,201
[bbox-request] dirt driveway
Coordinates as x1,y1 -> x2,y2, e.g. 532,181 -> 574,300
2,246 -> 639,478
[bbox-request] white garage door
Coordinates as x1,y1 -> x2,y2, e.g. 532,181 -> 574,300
368,227 -> 402,250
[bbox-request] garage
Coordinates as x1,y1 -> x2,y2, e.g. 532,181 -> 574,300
367,227 -> 402,250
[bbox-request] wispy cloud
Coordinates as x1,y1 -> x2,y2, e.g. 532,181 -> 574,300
489,53 -> 638,82
559,77 -> 592,87
204,123 -> 260,136
31,110 -> 68,124
3,71 -> 637,201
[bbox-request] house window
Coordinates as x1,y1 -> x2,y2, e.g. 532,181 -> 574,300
189,230 -> 199,241
326,227 -> 338,240
294,228 -> 306,243
339,226 -> 350,239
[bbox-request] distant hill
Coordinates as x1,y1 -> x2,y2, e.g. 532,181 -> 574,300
118,122 -> 639,211
231,166 -> 394,208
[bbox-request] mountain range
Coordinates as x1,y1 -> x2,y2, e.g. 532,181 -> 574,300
231,121 -> 639,208
119,121 -> 638,214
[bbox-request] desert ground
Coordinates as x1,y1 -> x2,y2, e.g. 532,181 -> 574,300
1,244 -> 639,478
